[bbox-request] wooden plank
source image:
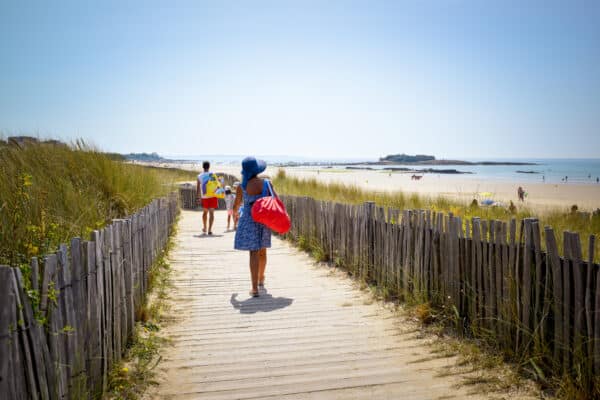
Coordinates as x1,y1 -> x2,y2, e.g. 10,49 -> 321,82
123,219 -> 135,342
40,254 -> 57,314
508,218 -> 517,348
521,219 -> 533,348
453,217 -> 461,312
545,227 -> 563,371
45,253 -> 67,399
103,225 -> 115,381
93,229 -> 109,392
58,243 -> 78,391
487,220 -> 496,328
111,220 -> 126,359
585,235 -> 595,367
481,220 -> 490,327
0,266 -> 24,400
423,218 -> 431,301
570,232 -> 585,364
530,221 -> 544,351
540,226 -> 551,360
468,219 -> 476,326
494,221 -> 503,330
563,231 -> 573,372
595,259 -> 600,375
12,268 -> 43,400
84,239 -> 102,395
500,222 -> 510,347
30,257 -> 40,293
403,210 -> 412,294
472,218 -> 483,328
70,237 -> 87,393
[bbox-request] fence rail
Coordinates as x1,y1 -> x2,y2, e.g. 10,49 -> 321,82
282,195 -> 600,386
0,193 -> 179,400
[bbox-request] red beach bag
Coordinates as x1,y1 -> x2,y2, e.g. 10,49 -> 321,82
251,180 -> 291,234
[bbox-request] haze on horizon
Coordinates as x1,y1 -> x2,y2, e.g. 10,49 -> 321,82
1,1 -> 599,160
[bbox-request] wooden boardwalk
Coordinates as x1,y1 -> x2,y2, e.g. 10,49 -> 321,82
147,210 -> 495,400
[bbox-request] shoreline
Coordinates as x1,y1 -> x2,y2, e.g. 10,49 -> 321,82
134,161 -> 600,212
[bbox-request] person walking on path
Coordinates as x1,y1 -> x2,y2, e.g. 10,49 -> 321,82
517,186 -> 525,202
233,157 -> 273,297
224,185 -> 237,231
196,161 -> 220,235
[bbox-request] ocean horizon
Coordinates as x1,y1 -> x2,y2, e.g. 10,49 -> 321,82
165,155 -> 600,185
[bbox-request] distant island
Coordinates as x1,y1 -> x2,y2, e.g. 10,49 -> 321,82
379,154 -> 435,163
379,153 -> 537,166
125,152 -> 165,162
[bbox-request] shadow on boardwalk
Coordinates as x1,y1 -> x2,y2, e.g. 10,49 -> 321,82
230,292 -> 294,314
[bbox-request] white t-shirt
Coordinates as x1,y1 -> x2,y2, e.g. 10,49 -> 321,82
225,193 -> 235,210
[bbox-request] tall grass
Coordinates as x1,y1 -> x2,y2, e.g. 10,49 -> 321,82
273,169 -> 600,261
0,140 -> 196,270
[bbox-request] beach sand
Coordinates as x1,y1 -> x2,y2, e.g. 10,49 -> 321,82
145,161 -> 600,212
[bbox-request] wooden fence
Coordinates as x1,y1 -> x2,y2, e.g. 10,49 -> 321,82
0,193 -> 179,400
179,173 -> 238,210
282,195 -> 600,385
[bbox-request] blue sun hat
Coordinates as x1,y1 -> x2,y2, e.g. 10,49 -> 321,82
241,156 -> 267,189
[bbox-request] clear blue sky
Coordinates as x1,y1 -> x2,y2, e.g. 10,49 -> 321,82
1,1 -> 599,159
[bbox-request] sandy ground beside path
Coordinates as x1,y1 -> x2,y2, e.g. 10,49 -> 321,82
145,210 -> 539,400
156,161 -> 600,212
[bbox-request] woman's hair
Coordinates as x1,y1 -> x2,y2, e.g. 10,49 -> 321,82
202,161 -> 210,171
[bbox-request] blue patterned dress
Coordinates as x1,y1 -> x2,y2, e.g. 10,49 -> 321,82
234,179 -> 272,251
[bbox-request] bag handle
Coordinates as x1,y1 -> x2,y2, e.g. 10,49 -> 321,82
264,179 -> 277,198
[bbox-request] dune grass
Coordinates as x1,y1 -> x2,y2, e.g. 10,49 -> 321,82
273,169 -> 600,261
0,140 -> 196,271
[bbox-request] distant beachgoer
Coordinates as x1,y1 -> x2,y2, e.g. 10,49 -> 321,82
517,186 -> 525,202
565,176 -> 568,182
224,186 -> 236,230
232,181 -> 241,228
234,157 -> 273,297
542,175 -> 545,182
197,161 -> 221,235
597,177 -> 599,183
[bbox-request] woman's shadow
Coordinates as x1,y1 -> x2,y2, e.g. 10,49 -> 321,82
230,292 -> 293,314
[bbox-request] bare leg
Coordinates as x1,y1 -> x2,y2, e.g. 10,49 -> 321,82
208,209 -> 215,233
202,210 -> 207,233
258,248 -> 267,285
249,250 -> 260,294
227,214 -> 231,230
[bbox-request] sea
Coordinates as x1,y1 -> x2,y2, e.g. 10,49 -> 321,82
166,155 -> 600,185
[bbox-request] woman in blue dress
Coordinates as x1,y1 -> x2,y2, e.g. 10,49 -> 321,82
233,157 -> 274,297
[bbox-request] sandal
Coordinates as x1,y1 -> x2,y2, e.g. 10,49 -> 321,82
249,290 -> 259,297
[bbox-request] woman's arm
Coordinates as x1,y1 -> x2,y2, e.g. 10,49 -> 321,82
233,185 -> 243,212
196,178 -> 201,203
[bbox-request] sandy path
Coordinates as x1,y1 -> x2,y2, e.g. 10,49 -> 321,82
146,210 -> 508,400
